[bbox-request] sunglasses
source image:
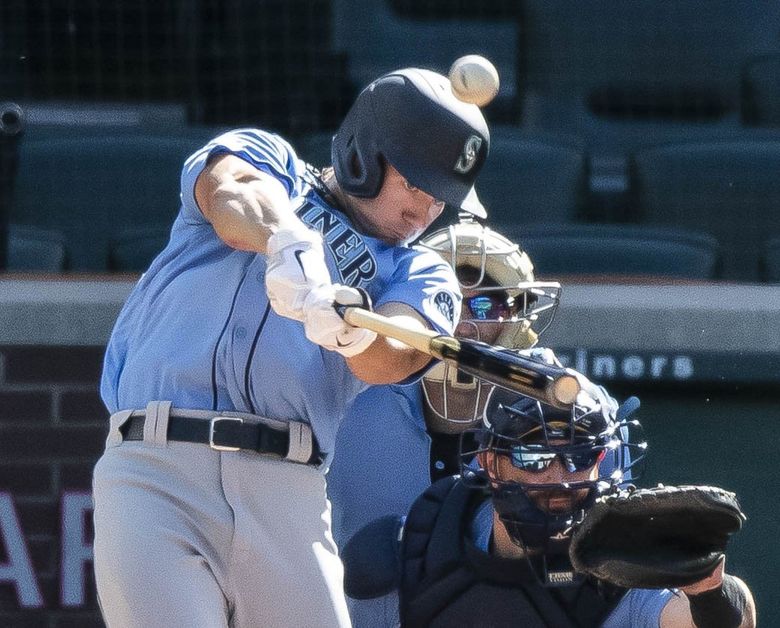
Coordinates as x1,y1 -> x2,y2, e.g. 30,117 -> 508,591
464,292 -> 540,321
510,444 -> 606,473
464,294 -> 513,321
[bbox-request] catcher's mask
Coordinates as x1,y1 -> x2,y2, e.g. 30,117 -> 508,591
332,67 -> 489,217
462,384 -> 646,586
418,219 -> 561,434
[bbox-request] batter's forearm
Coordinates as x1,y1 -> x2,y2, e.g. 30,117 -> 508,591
346,335 -> 431,385
345,307 -> 433,384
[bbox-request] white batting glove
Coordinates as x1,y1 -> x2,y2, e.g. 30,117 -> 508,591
265,225 -> 331,321
517,347 -> 564,367
518,348 -> 615,411
302,285 -> 378,357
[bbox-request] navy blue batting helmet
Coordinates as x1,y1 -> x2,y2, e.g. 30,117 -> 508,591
332,68 -> 489,218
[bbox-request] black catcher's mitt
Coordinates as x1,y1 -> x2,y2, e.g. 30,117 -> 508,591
569,485 -> 746,589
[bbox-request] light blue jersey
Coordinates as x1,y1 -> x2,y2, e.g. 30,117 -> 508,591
100,128 -> 460,460
329,384 -> 431,550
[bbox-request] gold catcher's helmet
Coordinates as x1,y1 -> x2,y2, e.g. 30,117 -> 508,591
418,218 -> 561,433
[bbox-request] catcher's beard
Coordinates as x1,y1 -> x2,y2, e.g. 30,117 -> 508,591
532,487 -> 590,515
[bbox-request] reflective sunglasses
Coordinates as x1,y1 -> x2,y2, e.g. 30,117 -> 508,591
510,443 -> 606,473
464,293 -> 513,321
464,292 -> 540,321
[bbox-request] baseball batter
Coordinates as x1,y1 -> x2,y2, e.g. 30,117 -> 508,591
92,67 -> 490,627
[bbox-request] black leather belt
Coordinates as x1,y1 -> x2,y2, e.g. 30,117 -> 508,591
120,415 -> 323,466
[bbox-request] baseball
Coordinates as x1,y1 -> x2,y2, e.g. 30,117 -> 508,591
449,55 -> 500,107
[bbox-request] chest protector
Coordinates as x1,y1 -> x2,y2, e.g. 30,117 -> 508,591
399,476 -> 625,628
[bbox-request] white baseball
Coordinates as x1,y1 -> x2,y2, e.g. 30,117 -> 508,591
449,55 -> 500,107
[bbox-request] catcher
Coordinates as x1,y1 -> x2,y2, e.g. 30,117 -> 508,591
341,361 -> 756,627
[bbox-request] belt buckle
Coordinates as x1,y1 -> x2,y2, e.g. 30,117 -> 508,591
209,416 -> 244,452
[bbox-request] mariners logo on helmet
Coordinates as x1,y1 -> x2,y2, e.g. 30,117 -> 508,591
331,68 -> 489,217
434,291 -> 456,324
454,135 -> 483,174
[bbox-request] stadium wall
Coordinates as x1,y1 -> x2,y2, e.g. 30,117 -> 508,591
0,277 -> 777,626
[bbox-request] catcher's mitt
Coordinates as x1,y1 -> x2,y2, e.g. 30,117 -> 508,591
569,484 -> 746,589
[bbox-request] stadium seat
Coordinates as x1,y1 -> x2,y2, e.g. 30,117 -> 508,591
7,224 -> 67,272
520,1 -> 780,133
10,132 -> 211,271
630,140 -> 780,281
296,131 -> 335,169
477,129 -> 587,225
331,0 -> 518,118
498,223 -> 720,280
108,226 -> 171,272
761,237 -> 780,283
742,55 -> 780,127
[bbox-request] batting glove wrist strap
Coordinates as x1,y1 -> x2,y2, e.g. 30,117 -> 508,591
266,226 -> 330,321
303,285 -> 377,357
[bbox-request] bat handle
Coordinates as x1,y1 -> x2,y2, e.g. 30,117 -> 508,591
340,306 -> 439,355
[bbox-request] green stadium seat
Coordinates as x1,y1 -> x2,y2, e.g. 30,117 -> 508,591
742,55 -> 780,127
10,131 -> 213,271
331,0 -> 518,119
630,140 -> 780,281
478,129 -> 587,225
498,223 -> 720,280
520,1 -> 780,132
296,131 -> 335,169
7,224 -> 67,272
761,237 -> 780,283
108,225 -> 171,273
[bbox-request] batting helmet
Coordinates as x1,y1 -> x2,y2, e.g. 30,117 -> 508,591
332,68 -> 489,218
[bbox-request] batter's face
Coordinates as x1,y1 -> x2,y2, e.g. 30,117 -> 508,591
350,163 -> 446,245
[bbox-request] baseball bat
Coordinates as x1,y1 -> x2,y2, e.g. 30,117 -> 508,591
341,307 -> 580,409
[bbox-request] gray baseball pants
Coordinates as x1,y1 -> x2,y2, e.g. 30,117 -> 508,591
92,407 -> 350,628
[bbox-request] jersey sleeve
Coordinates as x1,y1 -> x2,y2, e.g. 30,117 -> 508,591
374,248 -> 462,338
602,587 -> 676,628
179,128 -> 305,224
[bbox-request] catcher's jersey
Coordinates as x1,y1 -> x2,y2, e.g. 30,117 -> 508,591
100,128 -> 460,460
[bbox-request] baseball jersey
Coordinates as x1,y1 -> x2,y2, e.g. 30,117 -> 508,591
470,502 -> 675,627
100,128 -> 461,462
328,384 -> 431,550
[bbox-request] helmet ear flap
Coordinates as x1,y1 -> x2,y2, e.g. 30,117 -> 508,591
331,103 -> 386,199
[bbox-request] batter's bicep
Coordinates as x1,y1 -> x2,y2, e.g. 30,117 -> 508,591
194,153 -> 300,254
345,302 -> 433,385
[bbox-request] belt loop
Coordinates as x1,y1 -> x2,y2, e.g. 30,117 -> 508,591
107,409 -> 133,447
286,422 -> 314,464
144,401 -> 172,448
